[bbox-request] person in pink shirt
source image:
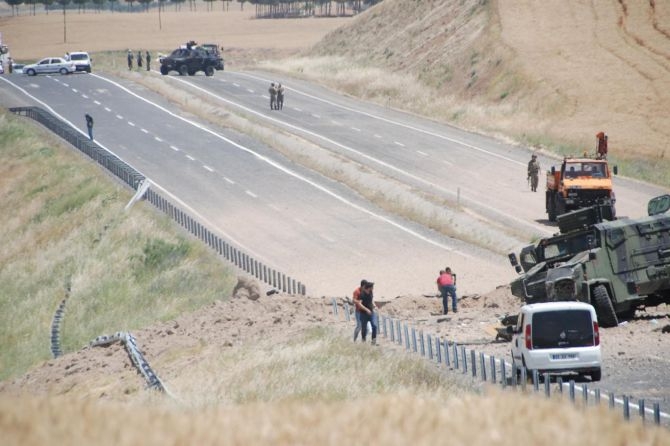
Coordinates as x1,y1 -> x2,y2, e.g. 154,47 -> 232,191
436,267 -> 457,315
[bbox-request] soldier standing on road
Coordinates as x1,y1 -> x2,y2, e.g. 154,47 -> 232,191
527,154 -> 541,192
127,50 -> 133,70
145,51 -> 151,71
137,50 -> 143,70
269,82 -> 277,110
277,83 -> 285,110
85,114 -> 94,141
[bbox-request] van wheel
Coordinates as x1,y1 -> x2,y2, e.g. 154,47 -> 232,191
592,285 -> 618,328
205,66 -> 214,76
591,368 -> 602,382
178,65 -> 188,76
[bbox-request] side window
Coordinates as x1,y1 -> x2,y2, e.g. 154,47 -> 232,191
39,59 -> 49,65
516,313 -> 524,333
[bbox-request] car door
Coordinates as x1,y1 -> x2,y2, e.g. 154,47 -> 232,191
511,312 -> 525,363
35,58 -> 51,74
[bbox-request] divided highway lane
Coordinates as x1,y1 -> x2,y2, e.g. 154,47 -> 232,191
2,73 -> 514,297
163,70 -> 668,233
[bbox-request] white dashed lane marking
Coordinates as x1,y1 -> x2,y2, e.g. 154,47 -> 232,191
203,165 -> 214,172
116,114 -> 123,119
233,83 -> 240,87
186,155 -> 196,161
140,128 -> 149,134
154,136 -> 163,142
247,88 -> 254,93
223,177 -> 235,184
351,127 -> 361,132
82,94 -> 88,99
374,134 -> 382,138
94,100 -> 101,105
394,141 -> 405,147
417,150 -> 428,156
268,204 -> 281,212
312,114 -> 321,118
105,107 -> 112,112
170,145 -> 180,151
128,122 -> 135,126
72,88 -> 78,93
320,234 -> 336,243
245,190 -> 258,198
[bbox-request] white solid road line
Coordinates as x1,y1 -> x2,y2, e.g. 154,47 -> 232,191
89,73 -> 466,255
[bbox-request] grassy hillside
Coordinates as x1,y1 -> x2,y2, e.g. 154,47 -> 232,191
261,0 -> 670,187
0,109 -> 236,380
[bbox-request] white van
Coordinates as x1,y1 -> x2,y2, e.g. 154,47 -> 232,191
509,301 -> 602,381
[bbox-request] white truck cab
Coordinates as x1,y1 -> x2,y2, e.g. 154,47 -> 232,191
510,301 -> 602,381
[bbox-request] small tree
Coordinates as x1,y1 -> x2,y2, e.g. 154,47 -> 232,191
5,0 -> 24,16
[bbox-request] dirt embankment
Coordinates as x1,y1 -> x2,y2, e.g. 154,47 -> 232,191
310,0 -> 670,168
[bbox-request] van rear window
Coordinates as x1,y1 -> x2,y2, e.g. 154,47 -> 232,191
532,310 -> 593,349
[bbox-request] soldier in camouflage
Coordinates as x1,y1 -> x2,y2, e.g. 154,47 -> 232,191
527,154 -> 541,192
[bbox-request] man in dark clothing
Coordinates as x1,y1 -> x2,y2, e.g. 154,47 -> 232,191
127,50 -> 133,70
85,114 -> 94,141
353,280 -> 378,345
277,83 -> 285,110
145,51 -> 151,71
137,50 -> 143,70
527,154 -> 541,192
269,82 -> 277,110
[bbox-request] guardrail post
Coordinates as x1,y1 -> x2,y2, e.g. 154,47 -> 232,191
490,356 -> 496,383
532,369 -> 539,391
569,380 -> 575,402
427,335 -> 433,360
582,384 -> 588,404
444,340 -> 451,367
436,338 -> 442,364
520,367 -> 527,392
638,399 -> 645,423
344,303 -> 351,322
623,396 -> 630,421
382,317 -> 388,338
470,350 -> 476,378
654,403 -> 661,425
500,360 -> 506,389
412,328 -> 417,352
461,346 -> 467,374
557,377 -> 563,394
396,320 -> 402,345
389,318 -> 395,343
419,332 -> 425,357
594,388 -> 600,404
453,343 -> 459,370
331,298 -> 338,316
480,353 -> 486,382
511,363 -> 517,387
544,374 -> 550,397
404,324 -> 410,350
609,392 -> 615,409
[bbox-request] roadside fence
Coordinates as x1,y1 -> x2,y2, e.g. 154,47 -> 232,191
9,106 -> 306,295
332,298 -> 668,427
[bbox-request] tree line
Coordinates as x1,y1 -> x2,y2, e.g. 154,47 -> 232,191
3,0 -> 381,16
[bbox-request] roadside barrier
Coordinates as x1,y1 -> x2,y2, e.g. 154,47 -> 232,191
9,106 -> 306,295
50,297 -> 67,358
90,332 -> 164,392
330,297 -> 669,427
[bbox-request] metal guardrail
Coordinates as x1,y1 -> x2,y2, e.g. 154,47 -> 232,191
9,106 -> 306,295
333,298 -> 668,427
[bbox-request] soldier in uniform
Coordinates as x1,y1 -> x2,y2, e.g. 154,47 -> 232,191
268,82 -> 277,110
276,83 -> 285,110
527,154 -> 541,192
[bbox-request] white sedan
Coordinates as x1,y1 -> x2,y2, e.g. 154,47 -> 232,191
24,57 -> 76,76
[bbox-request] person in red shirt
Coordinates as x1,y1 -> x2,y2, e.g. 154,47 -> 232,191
353,280 -> 378,345
437,267 -> 457,314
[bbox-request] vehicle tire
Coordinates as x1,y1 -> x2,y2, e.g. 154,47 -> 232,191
188,70 -> 196,76
59,68 -> 68,75
178,65 -> 188,76
26,68 -> 36,76
204,66 -> 214,77
86,67 -> 91,73
592,284 -> 618,328
547,192 -> 556,222
591,368 -> 602,382
555,195 -> 566,219
160,66 -> 169,75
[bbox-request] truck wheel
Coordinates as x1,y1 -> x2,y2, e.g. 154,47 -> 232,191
547,192 -> 557,222
178,65 -> 188,76
592,285 -> 618,328
160,66 -> 169,75
205,66 -> 214,76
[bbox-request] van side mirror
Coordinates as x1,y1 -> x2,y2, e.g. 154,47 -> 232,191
508,253 -> 522,274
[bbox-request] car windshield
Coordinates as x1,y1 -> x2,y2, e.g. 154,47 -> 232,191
564,162 -> 606,178
531,310 -> 594,349
70,54 -> 88,61
541,232 -> 594,261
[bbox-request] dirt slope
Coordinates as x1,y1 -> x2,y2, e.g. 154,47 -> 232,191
310,0 -> 670,165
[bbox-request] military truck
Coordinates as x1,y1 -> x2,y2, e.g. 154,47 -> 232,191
509,194 -> 670,327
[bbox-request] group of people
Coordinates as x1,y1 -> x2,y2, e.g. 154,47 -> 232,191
127,50 -> 151,72
268,82 -> 285,110
351,269 -> 459,345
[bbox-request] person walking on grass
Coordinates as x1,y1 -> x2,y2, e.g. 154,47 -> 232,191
137,50 -> 143,70
353,280 -> 378,345
127,49 -> 133,70
145,51 -> 151,71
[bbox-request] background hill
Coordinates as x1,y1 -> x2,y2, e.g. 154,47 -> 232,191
269,0 -> 670,186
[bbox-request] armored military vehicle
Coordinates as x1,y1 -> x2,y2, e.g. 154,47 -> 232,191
509,194 -> 670,327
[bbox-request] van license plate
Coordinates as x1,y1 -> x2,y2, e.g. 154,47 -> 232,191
551,353 -> 577,360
